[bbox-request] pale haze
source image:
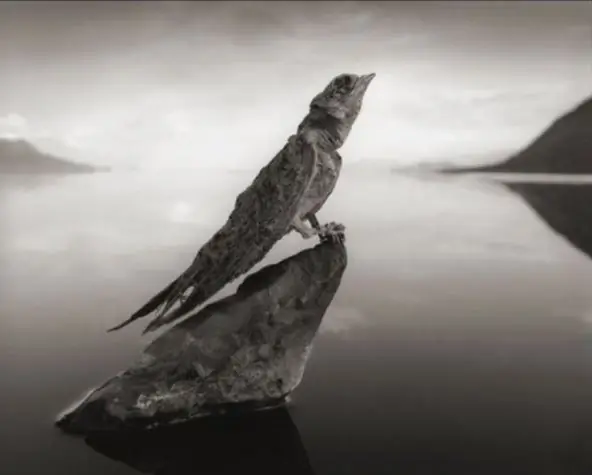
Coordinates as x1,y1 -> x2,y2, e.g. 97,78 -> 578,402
4,3 -> 592,473
0,0 -> 590,169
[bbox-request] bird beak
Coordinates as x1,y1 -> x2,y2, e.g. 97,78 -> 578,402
355,73 -> 376,93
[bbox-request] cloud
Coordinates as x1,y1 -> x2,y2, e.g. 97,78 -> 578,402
2,73 -> 586,171
0,113 -> 28,138
351,80 -> 589,163
60,124 -> 99,149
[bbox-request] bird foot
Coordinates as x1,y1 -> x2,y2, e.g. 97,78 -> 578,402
319,222 -> 346,244
292,224 -> 317,239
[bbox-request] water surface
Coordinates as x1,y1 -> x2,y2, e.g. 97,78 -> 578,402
2,169 -> 592,474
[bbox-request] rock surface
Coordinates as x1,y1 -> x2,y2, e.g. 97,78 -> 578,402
504,182 -> 592,261
442,95 -> 592,174
56,240 -> 347,434
83,407 -> 314,474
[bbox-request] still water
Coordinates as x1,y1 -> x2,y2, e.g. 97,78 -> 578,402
2,169 -> 592,474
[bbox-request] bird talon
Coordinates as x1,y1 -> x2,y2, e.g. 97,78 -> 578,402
319,222 -> 346,244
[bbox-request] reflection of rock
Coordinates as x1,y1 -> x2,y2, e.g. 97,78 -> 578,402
504,183 -> 592,260
56,240 -> 347,434
320,305 -> 366,336
84,407 -> 315,475
442,95 -> 592,174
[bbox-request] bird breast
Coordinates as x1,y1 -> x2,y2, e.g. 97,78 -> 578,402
297,151 -> 339,217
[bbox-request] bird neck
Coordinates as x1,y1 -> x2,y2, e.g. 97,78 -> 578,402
297,108 -> 350,151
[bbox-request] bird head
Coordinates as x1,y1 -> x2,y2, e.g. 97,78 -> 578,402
311,72 -> 376,121
299,72 -> 376,150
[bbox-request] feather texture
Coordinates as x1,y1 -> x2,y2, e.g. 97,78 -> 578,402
108,135 -> 317,334
108,72 -> 375,334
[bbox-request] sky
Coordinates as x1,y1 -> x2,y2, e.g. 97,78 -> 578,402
0,1 -> 590,169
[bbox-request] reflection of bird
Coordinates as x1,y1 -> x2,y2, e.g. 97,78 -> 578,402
108,73 -> 375,334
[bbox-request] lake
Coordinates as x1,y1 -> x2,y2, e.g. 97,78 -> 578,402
2,168 -> 592,474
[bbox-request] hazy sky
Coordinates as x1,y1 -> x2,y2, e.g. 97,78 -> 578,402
0,1 -> 590,169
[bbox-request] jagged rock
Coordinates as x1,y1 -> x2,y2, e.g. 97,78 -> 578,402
56,240 -> 347,434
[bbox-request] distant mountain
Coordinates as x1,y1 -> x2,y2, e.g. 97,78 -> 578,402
441,95 -> 592,175
0,138 -> 105,174
393,160 -> 472,174
390,151 -> 512,175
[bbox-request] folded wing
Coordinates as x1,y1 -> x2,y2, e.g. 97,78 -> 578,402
108,135 -> 317,334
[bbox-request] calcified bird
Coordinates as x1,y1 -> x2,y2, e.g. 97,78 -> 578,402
108,72 -> 375,334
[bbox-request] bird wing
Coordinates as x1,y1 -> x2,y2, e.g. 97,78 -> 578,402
305,151 -> 342,219
108,134 -> 317,334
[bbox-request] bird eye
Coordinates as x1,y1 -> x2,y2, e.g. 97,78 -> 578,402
335,74 -> 355,91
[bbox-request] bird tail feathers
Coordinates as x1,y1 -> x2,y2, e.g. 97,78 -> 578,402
106,268 -> 196,333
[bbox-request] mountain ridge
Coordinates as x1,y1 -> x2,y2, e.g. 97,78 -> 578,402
0,138 -> 105,174
440,95 -> 592,175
